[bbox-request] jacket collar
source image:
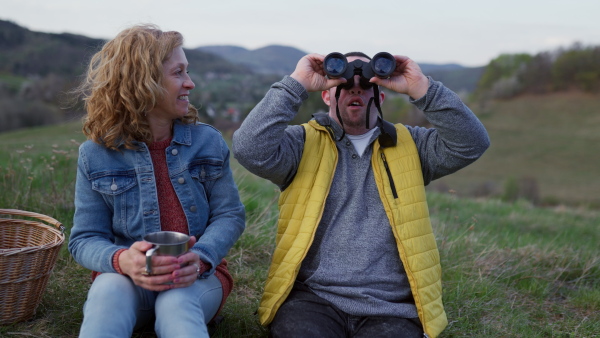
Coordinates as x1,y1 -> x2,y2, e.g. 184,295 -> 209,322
171,120 -> 192,146
312,112 -> 344,140
123,120 -> 192,150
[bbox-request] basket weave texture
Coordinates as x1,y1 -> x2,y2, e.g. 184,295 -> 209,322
0,209 -> 65,325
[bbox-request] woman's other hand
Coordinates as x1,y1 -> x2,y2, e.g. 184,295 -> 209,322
169,236 -> 207,288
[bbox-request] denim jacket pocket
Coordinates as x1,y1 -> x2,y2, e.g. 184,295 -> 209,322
189,160 -> 223,182
189,160 -> 224,201
90,170 -> 138,195
89,170 -> 139,235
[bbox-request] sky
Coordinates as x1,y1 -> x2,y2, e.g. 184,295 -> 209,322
2,0 -> 599,67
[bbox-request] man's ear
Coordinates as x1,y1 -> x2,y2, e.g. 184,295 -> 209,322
322,89 -> 331,107
379,90 -> 385,104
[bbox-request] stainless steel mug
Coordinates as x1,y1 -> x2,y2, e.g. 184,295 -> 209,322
143,231 -> 190,275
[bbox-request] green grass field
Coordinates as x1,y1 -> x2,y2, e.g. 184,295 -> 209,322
1,95 -> 599,337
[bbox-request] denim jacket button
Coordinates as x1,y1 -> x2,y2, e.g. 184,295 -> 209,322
178,177 -> 185,184
171,149 -> 179,156
110,183 -> 118,191
190,206 -> 197,212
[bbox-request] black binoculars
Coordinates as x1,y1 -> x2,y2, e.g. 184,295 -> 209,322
323,52 -> 396,81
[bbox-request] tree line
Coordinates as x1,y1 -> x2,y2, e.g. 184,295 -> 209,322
475,43 -> 600,100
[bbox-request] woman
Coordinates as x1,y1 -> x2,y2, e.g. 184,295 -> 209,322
68,24 -> 245,337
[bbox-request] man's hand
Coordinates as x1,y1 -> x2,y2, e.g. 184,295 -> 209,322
370,55 -> 429,100
290,53 -> 346,92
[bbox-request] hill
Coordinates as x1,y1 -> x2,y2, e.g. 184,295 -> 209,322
197,45 -> 306,76
429,91 -> 600,209
0,20 -> 250,78
424,65 -> 486,93
197,44 -> 484,93
0,18 -> 484,134
0,19 -> 270,132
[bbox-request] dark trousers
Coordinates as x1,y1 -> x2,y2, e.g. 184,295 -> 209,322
269,282 -> 424,338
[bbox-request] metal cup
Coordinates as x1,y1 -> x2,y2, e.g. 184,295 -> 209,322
143,231 -> 190,275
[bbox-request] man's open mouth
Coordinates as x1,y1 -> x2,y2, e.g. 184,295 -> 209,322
348,98 -> 363,106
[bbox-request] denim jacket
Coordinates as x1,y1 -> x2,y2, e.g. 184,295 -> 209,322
69,121 -> 245,278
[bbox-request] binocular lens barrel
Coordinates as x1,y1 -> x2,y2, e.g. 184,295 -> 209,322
323,52 -> 395,79
324,52 -> 347,77
372,52 -> 395,77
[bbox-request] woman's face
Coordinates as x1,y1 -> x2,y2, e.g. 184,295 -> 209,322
148,46 -> 195,121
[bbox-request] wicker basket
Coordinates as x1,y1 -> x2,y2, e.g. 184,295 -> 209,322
0,209 -> 65,325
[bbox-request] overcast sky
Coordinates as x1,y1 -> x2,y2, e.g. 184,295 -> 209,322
2,0 -> 599,67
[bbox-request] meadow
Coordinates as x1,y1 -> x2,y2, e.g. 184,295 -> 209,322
0,118 -> 599,337
430,91 -> 600,209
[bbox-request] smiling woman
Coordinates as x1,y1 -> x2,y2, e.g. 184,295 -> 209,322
74,25 -> 200,150
146,46 -> 196,141
68,24 -> 246,338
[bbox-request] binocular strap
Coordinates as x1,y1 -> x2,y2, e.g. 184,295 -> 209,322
334,86 -> 346,141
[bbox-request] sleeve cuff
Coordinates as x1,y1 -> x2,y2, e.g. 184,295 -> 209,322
409,76 -> 439,110
197,260 -> 210,278
112,249 -> 127,274
281,75 -> 309,100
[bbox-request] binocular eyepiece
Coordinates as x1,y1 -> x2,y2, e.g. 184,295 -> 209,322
324,52 -> 396,80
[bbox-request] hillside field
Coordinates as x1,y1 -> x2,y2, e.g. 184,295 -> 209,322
429,91 -> 600,209
0,93 -> 598,337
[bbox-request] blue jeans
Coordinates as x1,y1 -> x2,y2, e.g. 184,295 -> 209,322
269,282 -> 424,338
79,273 -> 222,338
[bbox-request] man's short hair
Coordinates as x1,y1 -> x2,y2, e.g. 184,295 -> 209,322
344,52 -> 371,60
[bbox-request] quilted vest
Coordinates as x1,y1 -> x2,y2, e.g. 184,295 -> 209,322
258,119 -> 448,337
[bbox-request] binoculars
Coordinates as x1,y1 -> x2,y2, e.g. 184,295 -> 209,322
323,52 -> 396,81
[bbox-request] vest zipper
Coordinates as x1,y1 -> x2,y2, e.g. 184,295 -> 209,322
380,151 -> 398,199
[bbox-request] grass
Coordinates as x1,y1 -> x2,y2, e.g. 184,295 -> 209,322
429,194 -> 599,337
1,120 -> 599,337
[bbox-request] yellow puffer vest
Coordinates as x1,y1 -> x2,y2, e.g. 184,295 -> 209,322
258,120 -> 447,337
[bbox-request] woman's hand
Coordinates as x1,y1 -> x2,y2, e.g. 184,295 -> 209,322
169,236 -> 207,289
118,237 -> 200,291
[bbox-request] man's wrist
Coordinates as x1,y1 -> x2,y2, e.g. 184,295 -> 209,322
408,75 -> 430,100
289,72 -> 309,91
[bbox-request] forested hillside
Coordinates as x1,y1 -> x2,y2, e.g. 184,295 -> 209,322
474,43 -> 600,100
0,20 -> 272,132
0,19 -> 487,133
198,44 -> 486,93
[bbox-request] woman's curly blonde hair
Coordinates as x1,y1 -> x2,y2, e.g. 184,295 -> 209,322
77,24 -> 199,150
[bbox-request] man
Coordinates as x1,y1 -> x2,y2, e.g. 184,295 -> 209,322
232,52 -> 490,338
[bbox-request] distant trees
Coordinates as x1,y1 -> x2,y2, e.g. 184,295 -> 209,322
0,19 -> 272,133
552,44 -> 600,92
475,43 -> 600,100
0,73 -> 68,132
